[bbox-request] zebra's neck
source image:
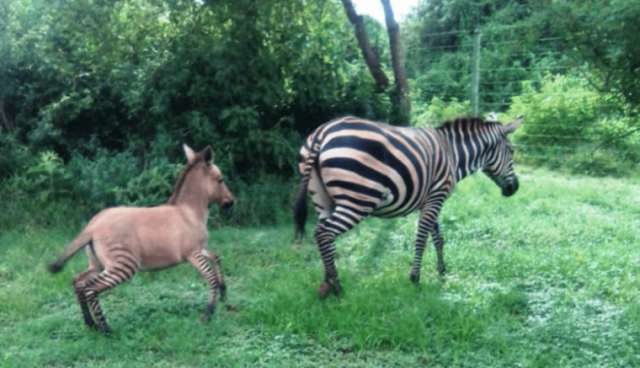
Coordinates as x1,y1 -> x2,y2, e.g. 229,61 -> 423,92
434,119 -> 496,182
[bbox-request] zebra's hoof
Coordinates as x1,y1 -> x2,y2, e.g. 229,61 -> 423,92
438,267 -> 446,279
98,325 -> 112,335
332,281 -> 343,296
410,274 -> 420,284
218,284 -> 227,301
201,313 -> 213,324
84,318 -> 98,329
318,282 -> 331,299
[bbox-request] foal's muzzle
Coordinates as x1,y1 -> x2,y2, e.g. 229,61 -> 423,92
222,200 -> 234,210
501,178 -> 519,197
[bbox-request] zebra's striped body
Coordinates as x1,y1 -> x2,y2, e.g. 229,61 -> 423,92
293,115 -> 523,298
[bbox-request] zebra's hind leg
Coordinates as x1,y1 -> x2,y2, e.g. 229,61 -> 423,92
314,205 -> 365,299
84,266 -> 139,334
203,248 -> 226,301
188,252 -> 219,323
72,269 -> 99,329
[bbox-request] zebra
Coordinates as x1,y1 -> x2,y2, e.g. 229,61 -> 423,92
293,115 -> 524,298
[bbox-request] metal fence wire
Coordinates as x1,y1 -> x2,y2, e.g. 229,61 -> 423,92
403,25 -> 639,170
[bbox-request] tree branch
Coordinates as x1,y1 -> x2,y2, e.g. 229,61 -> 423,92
381,0 -> 411,119
591,126 -> 640,158
341,0 -> 389,89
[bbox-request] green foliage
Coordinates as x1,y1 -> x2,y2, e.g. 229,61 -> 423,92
0,0 -> 398,226
505,74 -> 640,175
2,169 -> 640,366
412,96 -> 471,127
509,74 -> 605,143
548,0 -> 640,109
0,0 -> 392,182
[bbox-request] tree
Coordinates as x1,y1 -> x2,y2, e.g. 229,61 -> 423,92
340,0 -> 389,90
381,0 -> 410,121
341,0 -> 410,122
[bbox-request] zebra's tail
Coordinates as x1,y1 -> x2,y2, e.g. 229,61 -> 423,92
293,136 -> 321,242
48,233 -> 93,273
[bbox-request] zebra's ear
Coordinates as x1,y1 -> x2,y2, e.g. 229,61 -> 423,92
486,112 -> 499,122
182,143 -> 196,163
503,115 -> 524,135
203,145 -> 214,165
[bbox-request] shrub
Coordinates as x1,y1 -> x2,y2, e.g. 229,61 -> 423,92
504,74 -> 640,175
412,96 -> 472,127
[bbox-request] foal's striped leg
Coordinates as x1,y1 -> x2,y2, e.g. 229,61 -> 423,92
188,252 -> 219,323
72,269 -> 99,328
83,264 -> 139,333
203,248 -> 226,301
314,204 -> 366,299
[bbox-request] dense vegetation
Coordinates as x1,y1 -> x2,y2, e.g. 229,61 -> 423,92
2,169 -> 639,366
1,0 -> 639,225
1,2 -> 638,365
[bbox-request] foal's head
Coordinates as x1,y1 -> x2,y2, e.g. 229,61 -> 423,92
170,144 -> 234,209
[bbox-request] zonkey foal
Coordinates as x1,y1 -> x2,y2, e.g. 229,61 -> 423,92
48,144 -> 234,333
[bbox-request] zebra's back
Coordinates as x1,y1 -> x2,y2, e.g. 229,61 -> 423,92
303,116 -> 452,218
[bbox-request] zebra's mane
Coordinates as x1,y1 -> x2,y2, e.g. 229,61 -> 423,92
436,116 -> 500,132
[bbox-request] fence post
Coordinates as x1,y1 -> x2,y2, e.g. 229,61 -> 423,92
471,28 -> 481,115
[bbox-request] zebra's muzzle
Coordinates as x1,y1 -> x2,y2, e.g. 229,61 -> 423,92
501,178 -> 519,197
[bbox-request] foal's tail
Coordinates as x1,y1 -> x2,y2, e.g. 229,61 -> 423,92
293,135 -> 321,242
48,233 -> 92,273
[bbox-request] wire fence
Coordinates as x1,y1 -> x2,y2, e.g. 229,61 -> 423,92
404,25 -> 639,173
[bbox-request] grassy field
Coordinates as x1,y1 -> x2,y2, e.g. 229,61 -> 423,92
1,168 -> 639,367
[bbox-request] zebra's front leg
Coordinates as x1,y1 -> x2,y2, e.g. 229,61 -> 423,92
410,201 -> 445,283
410,222 -> 445,283
409,216 -> 432,284
432,223 -> 446,277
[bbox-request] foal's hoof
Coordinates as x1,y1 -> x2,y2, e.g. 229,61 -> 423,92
410,274 -> 420,284
98,325 -> 112,335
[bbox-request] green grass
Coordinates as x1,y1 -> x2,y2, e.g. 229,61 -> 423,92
1,168 -> 639,367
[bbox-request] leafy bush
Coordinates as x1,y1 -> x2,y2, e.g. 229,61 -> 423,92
505,74 -> 640,175
412,96 -> 471,127
508,74 -> 606,146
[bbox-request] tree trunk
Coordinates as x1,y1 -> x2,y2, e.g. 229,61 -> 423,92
0,98 -> 13,133
341,0 -> 389,90
381,0 -> 411,120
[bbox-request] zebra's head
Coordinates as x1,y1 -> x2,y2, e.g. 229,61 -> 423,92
482,115 -> 524,197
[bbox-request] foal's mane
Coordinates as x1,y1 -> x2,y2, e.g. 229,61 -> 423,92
167,154 -> 203,205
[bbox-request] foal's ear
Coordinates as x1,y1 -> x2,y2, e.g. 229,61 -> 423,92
182,143 -> 196,163
203,145 -> 214,164
503,115 -> 524,135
